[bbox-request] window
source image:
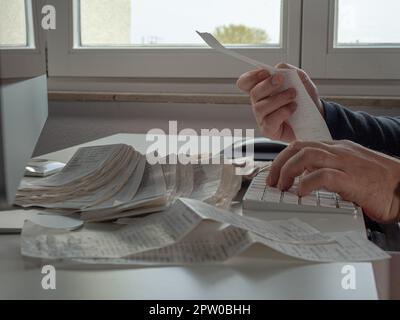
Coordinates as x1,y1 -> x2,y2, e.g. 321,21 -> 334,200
335,0 -> 400,47
47,0 -> 302,78
0,0 -> 45,78
44,0 -> 400,92
78,0 -> 132,47
302,0 -> 400,80
0,0 -> 30,48
77,0 -> 282,47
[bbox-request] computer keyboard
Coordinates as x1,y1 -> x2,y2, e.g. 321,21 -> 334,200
243,171 -> 360,215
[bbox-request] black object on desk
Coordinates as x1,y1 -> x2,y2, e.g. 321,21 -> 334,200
365,215 -> 400,252
223,137 -> 288,161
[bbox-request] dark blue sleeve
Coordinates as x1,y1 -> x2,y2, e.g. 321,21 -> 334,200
322,100 -> 400,157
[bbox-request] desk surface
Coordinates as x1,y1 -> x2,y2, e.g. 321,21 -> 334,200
0,133 -> 379,299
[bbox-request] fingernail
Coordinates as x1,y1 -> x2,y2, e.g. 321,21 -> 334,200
272,74 -> 282,86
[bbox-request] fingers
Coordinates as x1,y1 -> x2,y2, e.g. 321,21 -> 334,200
297,168 -> 349,197
267,141 -> 337,187
322,140 -> 378,160
259,102 -> 297,137
275,62 -> 296,70
276,62 -> 308,84
251,87 -> 297,137
236,69 -> 270,93
276,63 -> 323,112
253,88 -> 297,122
249,73 -> 285,104
276,147 -> 340,190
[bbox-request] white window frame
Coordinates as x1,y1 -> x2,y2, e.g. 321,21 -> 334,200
302,0 -> 400,80
47,0 -> 302,78
0,0 -> 46,79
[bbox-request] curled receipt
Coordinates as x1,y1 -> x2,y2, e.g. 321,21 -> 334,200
196,31 -> 332,142
21,198 -> 389,263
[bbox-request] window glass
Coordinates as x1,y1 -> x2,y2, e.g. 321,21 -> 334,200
78,0 -> 282,47
0,0 -> 28,47
336,0 -> 400,47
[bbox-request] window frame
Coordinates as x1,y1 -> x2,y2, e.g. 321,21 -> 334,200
302,0 -> 400,80
47,0 -> 302,78
0,0 -> 46,79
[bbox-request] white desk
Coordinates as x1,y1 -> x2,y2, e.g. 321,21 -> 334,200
0,134 -> 382,299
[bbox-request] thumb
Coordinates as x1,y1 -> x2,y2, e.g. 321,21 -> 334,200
276,63 -> 321,111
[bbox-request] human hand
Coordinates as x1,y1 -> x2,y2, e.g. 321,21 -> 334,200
267,140 -> 400,223
236,63 -> 324,143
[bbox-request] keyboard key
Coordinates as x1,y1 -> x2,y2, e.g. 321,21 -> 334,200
245,191 -> 263,200
300,195 -> 317,206
264,194 -> 281,203
251,185 -> 265,192
288,185 -> 298,194
263,187 -> 282,203
282,192 -> 299,205
319,196 -> 338,208
243,172 -> 359,215
253,178 -> 266,184
317,190 -> 334,199
338,200 -> 356,211
265,186 -> 281,196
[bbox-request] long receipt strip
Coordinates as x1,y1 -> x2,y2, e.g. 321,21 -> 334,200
21,198 -> 389,264
196,31 -> 332,141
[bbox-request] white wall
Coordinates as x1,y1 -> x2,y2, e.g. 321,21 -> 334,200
33,101 -> 261,156
33,101 -> 400,156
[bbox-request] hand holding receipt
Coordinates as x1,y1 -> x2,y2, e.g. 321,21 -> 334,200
196,31 -> 332,142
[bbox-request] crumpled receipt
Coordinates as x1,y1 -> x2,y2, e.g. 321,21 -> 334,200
21,198 -> 389,264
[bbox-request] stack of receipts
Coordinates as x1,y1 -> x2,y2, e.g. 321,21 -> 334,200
21,198 -> 390,264
15,144 -> 242,222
